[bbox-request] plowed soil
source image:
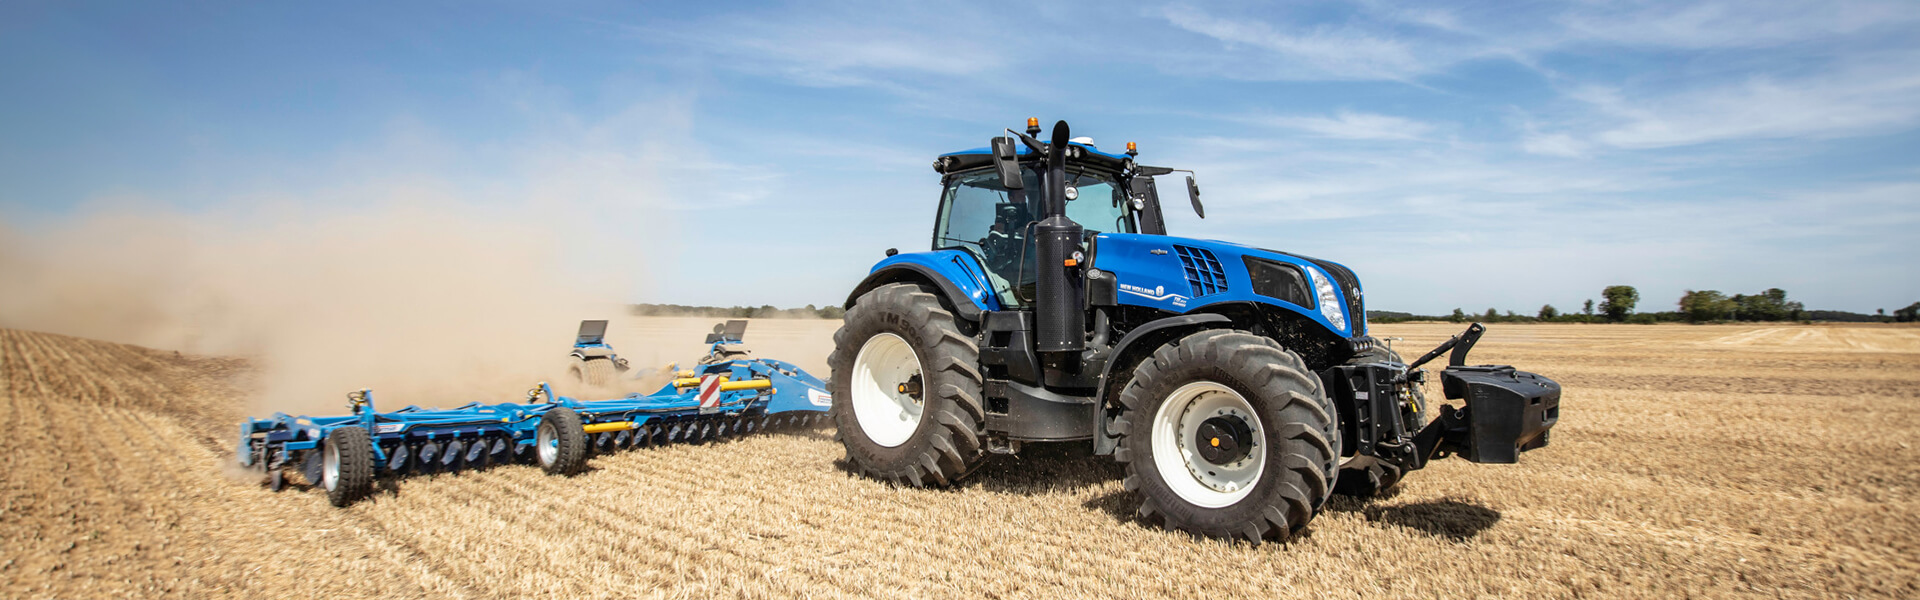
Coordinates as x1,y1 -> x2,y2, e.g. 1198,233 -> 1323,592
3,321 -> 1916,599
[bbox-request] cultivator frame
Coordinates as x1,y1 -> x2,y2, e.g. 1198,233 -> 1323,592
238,322 -> 832,506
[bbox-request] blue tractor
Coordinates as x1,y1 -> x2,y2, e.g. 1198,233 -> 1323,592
829,119 -> 1561,542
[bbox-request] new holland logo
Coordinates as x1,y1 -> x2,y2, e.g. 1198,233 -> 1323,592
1120,282 -> 1189,307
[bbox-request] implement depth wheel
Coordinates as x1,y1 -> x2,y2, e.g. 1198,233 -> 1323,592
1114,330 -> 1339,543
537,407 -> 588,475
571,358 -> 617,387
829,283 -> 985,487
1335,346 -> 1427,498
322,426 -> 375,507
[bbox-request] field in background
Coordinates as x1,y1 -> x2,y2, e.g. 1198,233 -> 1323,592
2,321 -> 1916,598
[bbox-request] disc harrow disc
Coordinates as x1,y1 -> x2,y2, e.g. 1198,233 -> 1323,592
418,441 -> 441,473
465,439 -> 489,469
388,445 -> 412,474
442,440 -> 466,471
302,452 -> 324,485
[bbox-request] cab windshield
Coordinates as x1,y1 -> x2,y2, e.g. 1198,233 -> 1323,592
934,166 -> 1131,307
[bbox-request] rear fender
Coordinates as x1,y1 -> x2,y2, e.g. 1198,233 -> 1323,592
845,250 -> 999,321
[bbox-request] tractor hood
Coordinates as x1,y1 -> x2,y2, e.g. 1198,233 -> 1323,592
1091,233 -> 1366,337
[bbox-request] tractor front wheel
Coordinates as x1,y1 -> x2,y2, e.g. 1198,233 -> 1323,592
1114,330 -> 1339,543
829,283 -> 986,487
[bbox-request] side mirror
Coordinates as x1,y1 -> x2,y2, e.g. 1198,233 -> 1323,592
1186,175 -> 1204,219
991,137 -> 1023,190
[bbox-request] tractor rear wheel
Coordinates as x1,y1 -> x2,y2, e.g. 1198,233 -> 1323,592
322,426 -> 375,507
1113,330 -> 1339,543
829,283 -> 985,487
537,407 -> 588,475
571,358 -> 617,387
1334,346 -> 1427,498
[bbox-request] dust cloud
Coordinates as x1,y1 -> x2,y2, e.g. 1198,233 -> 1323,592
0,199 -> 632,416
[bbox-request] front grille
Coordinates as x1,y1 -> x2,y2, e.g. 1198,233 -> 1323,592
1174,245 -> 1229,297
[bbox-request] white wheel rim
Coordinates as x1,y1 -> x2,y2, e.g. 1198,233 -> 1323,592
322,438 -> 341,492
1151,381 -> 1267,508
537,422 -> 558,466
849,332 -> 925,448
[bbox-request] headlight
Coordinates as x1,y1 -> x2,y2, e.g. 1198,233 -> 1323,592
1308,267 -> 1347,332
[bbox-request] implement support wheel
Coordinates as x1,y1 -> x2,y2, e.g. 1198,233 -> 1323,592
322,426 -> 375,507
571,358 -> 617,387
537,407 -> 588,475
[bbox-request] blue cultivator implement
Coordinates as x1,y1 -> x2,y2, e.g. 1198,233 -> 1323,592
237,320 -> 832,506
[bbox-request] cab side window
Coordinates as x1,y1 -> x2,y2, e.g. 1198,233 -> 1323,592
935,169 -> 1039,307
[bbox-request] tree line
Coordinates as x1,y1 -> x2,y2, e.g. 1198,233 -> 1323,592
1371,286 -> 1920,324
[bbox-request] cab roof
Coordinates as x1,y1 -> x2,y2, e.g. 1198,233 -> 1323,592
932,141 -> 1132,175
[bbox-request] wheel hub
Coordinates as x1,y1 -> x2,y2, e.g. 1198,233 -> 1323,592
1194,415 -> 1253,465
896,375 -> 924,403
537,421 -> 558,466
322,440 -> 341,491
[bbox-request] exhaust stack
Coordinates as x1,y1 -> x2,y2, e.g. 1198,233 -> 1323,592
1034,120 -> 1085,354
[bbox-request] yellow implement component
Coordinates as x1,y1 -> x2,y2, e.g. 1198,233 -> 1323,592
582,421 -> 635,434
669,378 -> 772,391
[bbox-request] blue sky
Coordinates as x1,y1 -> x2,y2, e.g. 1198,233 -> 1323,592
3,0 -> 1917,315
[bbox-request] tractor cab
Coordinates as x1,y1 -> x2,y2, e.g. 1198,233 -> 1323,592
929,120 -> 1191,309
933,162 -> 1131,306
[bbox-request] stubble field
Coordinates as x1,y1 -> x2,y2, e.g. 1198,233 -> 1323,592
2,319 -> 1916,598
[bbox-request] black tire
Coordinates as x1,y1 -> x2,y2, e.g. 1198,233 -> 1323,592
1334,346 -> 1427,498
571,358 -> 616,387
322,426 -> 375,507
1113,330 -> 1339,543
828,283 -> 986,487
537,407 -> 588,475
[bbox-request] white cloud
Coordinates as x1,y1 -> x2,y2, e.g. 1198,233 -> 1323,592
1251,110 -> 1436,141
1554,0 -> 1918,50
634,4 -> 1007,91
1582,55 -> 1920,148
1158,4 -> 1446,81
1521,131 -> 1587,157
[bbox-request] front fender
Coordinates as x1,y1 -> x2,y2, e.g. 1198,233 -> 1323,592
1095,313 -> 1233,400
1090,313 -> 1233,455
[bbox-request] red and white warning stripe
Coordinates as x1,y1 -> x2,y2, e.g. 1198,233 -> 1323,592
697,375 -> 723,409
